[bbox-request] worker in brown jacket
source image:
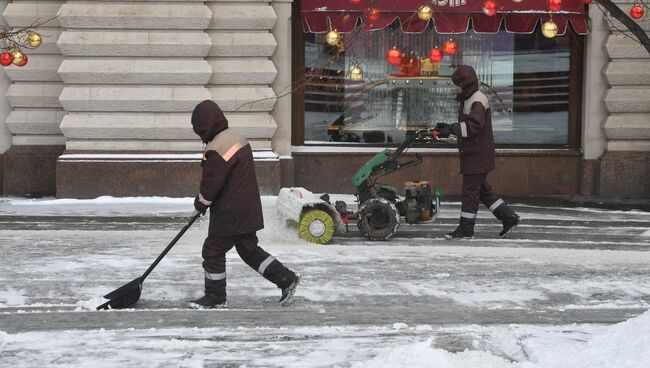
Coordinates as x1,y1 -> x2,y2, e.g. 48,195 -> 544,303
190,99 -> 300,308
434,65 -> 520,239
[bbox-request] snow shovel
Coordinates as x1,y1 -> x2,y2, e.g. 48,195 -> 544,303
96,210 -> 201,310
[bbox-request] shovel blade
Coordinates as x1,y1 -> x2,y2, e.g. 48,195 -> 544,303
96,277 -> 143,310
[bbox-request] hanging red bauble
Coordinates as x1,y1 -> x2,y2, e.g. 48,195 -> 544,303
366,7 -> 380,22
548,0 -> 562,12
15,54 -> 28,67
483,0 -> 497,16
386,47 -> 403,65
580,0 -> 592,3
349,0 -> 362,3
428,47 -> 443,63
443,40 -> 458,55
630,5 -> 644,19
0,52 -> 13,66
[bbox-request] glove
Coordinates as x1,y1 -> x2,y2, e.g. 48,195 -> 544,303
434,123 -> 452,138
194,195 -> 210,216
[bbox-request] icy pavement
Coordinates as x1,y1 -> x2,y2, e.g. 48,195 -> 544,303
1,196 -> 649,367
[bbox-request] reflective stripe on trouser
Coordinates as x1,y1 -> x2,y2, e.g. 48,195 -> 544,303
459,173 -> 485,231
202,232 -> 296,296
462,173 -> 516,223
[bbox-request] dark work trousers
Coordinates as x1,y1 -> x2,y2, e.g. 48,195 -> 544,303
201,232 -> 296,298
459,173 -> 516,231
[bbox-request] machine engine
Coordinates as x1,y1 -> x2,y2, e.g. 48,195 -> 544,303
401,181 -> 434,224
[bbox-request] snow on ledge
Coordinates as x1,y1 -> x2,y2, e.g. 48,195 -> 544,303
58,151 -> 279,162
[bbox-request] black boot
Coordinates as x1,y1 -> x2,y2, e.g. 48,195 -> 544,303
445,226 -> 474,240
499,214 -> 520,238
189,294 -> 227,309
279,274 -> 301,306
445,217 -> 475,240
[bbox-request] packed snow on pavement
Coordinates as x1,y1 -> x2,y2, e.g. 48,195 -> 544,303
1,195 -> 649,367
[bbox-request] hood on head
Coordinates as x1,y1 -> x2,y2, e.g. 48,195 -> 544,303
191,100 -> 228,143
452,65 -> 479,101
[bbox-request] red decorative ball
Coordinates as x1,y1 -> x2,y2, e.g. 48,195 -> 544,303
15,54 -> 28,67
443,40 -> 458,55
0,52 -> 13,66
349,0 -> 362,3
630,5 -> 644,19
366,7 -> 380,22
548,0 -> 562,12
482,0 -> 497,16
428,47 -> 443,63
580,0 -> 592,3
386,48 -> 403,65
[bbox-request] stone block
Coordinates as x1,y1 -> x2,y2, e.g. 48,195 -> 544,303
59,111 -> 276,140
3,55 -> 63,82
607,140 -> 650,151
210,87 -> 277,111
226,113 -> 277,139
208,31 -> 276,57
12,135 -> 66,146
208,4 -> 276,30
6,83 -> 64,108
59,86 -> 211,112
605,34 -> 650,59
64,139 -> 271,152
604,113 -> 650,140
58,31 -> 212,57
209,58 -> 276,84
5,109 -> 64,135
599,151 -> 649,198
2,145 -> 64,197
23,29 -> 61,55
605,61 -> 650,85
60,113 -> 195,140
58,3 -> 212,29
605,88 -> 650,113
58,59 -> 212,85
2,3 -> 62,28
56,155 -> 280,198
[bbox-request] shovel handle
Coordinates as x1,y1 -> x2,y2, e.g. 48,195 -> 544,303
141,210 -> 201,280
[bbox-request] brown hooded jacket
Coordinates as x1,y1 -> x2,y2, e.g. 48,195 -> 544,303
450,65 -> 496,175
191,100 -> 264,237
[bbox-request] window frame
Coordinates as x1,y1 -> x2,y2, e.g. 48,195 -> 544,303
291,1 -> 584,150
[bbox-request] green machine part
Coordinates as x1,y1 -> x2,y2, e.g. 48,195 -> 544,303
351,149 -> 391,188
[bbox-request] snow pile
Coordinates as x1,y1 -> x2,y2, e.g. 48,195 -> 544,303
348,310 -> 650,368
0,288 -> 27,307
7,196 -> 192,206
75,297 -> 110,311
0,330 -> 8,349
525,309 -> 650,368
349,338 -> 527,368
1,196 -> 193,217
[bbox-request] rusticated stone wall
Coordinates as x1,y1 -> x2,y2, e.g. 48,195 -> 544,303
2,1 -> 64,196
601,1 -> 650,198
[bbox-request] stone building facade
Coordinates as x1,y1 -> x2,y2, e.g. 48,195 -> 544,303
0,0 -> 648,199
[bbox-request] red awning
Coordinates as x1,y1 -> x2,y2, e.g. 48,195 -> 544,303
301,0 -> 588,35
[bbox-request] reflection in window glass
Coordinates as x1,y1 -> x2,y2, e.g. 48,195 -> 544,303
303,24 -> 571,145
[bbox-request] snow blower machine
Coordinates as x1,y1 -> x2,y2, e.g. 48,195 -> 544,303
277,128 -> 455,244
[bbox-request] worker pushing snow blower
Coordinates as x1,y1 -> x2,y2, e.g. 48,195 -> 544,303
277,128 -> 455,244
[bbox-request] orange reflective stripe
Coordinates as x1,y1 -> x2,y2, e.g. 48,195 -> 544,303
222,142 -> 244,161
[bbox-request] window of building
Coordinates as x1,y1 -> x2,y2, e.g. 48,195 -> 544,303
296,21 -> 582,147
